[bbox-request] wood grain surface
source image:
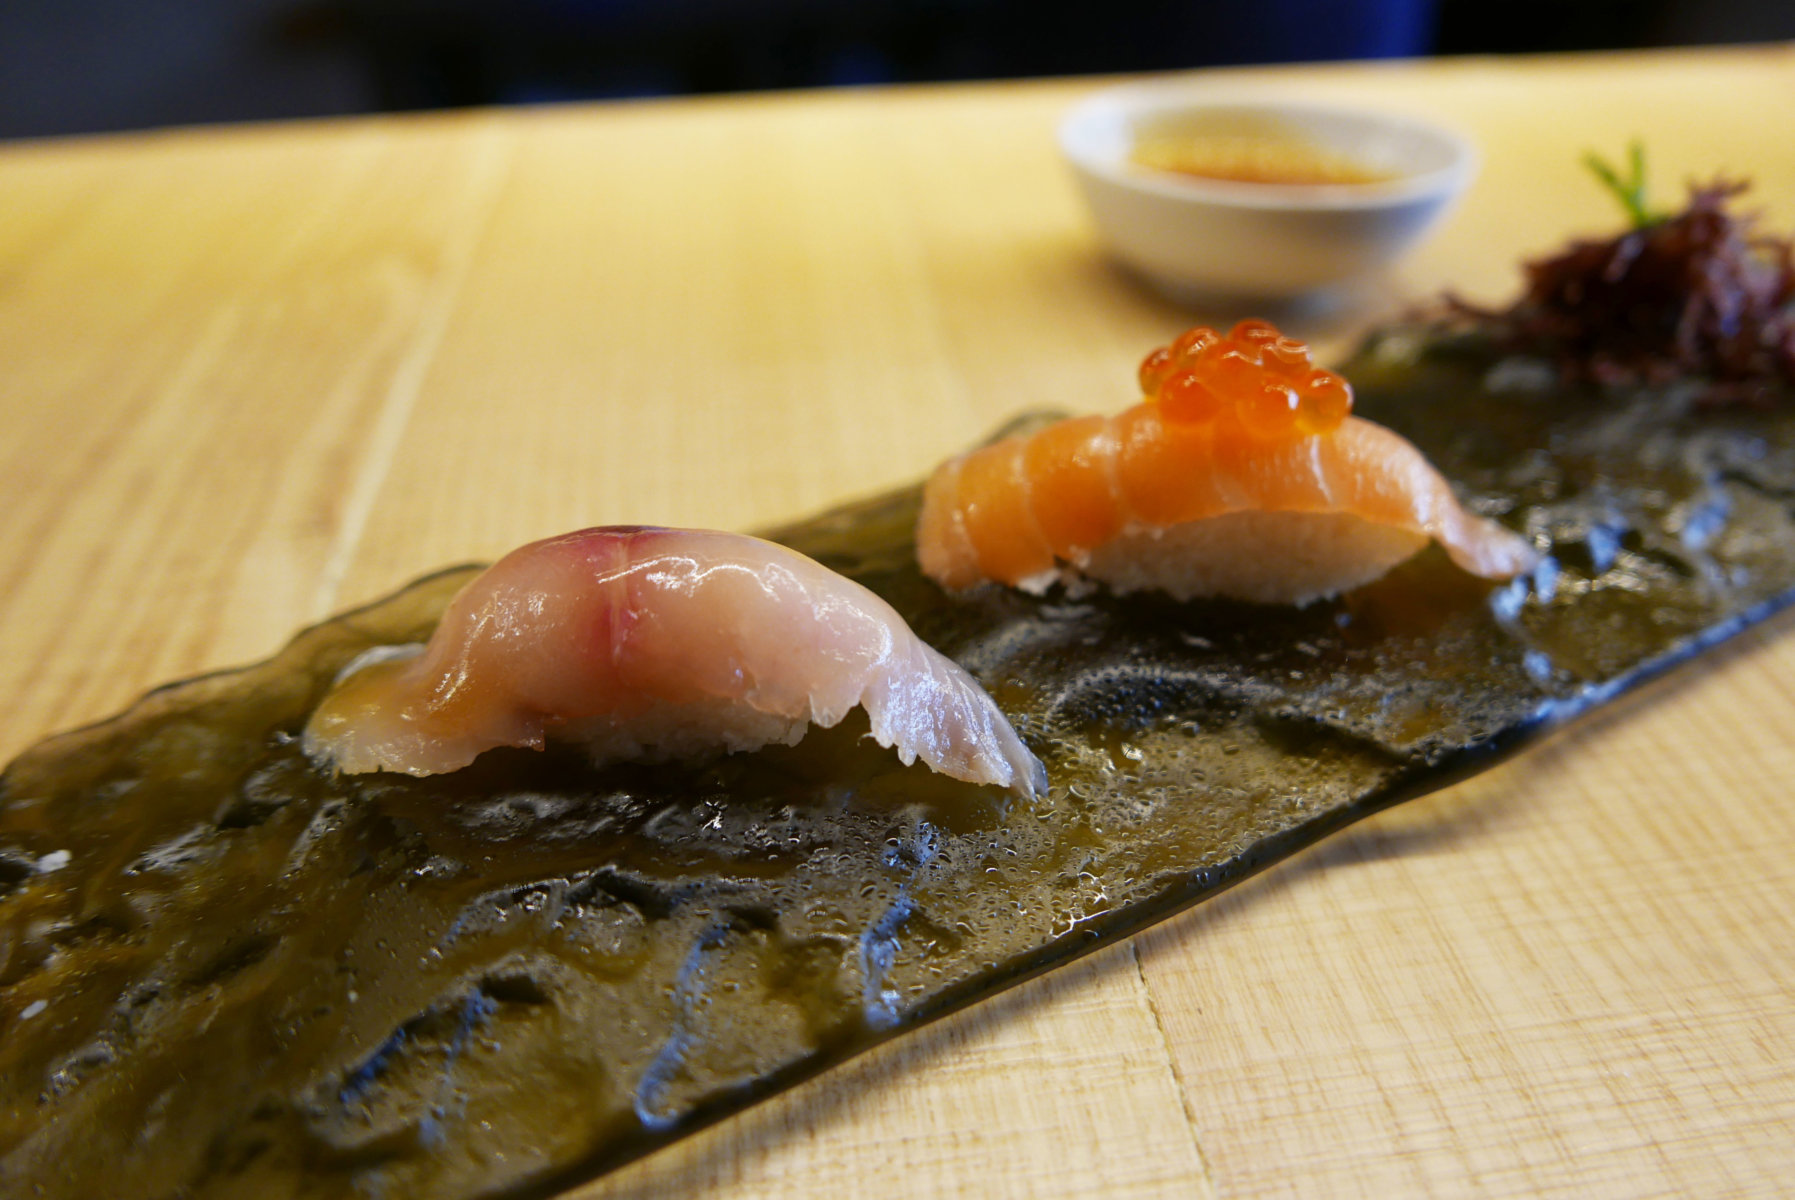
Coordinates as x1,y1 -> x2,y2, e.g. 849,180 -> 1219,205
3,43 -> 1794,1198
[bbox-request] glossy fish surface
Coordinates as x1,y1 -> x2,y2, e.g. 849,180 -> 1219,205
304,526 -> 1044,796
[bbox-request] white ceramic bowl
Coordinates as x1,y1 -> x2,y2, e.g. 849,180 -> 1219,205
1058,84 -> 1477,302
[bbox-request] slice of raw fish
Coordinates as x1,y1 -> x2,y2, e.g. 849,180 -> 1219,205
304,526 -> 1046,797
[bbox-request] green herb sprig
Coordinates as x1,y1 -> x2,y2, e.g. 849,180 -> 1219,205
1583,141 -> 1662,229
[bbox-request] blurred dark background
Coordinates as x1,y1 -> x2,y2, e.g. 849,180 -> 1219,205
3,0 -> 1791,140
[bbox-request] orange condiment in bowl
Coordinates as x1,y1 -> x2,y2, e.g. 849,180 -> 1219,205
1131,132 -> 1397,186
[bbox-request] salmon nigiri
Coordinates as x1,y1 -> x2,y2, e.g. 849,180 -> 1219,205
304,527 -> 1046,796
918,320 -> 1536,606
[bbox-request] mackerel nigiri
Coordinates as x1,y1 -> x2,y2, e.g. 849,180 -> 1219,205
304,526 -> 1045,797
918,321 -> 1536,606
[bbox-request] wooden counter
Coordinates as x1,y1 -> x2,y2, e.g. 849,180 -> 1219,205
3,43 -> 1793,1199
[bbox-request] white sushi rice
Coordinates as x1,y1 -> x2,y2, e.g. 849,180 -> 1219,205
1076,510 -> 1429,606
564,701 -> 814,766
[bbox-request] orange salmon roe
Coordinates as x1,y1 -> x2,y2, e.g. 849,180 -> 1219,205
1263,336 -> 1313,377
1141,320 -> 1352,437
1295,369 -> 1353,434
1238,379 -> 1300,437
1192,341 -> 1260,396
1160,369 -> 1227,425
1171,325 -> 1223,363
1138,346 -> 1176,396
1228,318 -> 1282,356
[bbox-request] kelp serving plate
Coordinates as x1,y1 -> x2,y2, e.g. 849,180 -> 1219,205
5,319 -> 1795,1198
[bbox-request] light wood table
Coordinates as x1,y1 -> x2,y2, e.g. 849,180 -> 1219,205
4,43 -> 1794,1200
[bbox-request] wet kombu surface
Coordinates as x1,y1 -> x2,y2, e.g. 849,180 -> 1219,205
5,335 -> 1795,1198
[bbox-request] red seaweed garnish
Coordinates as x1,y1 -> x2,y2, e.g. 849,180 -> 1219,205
1450,149 -> 1795,406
